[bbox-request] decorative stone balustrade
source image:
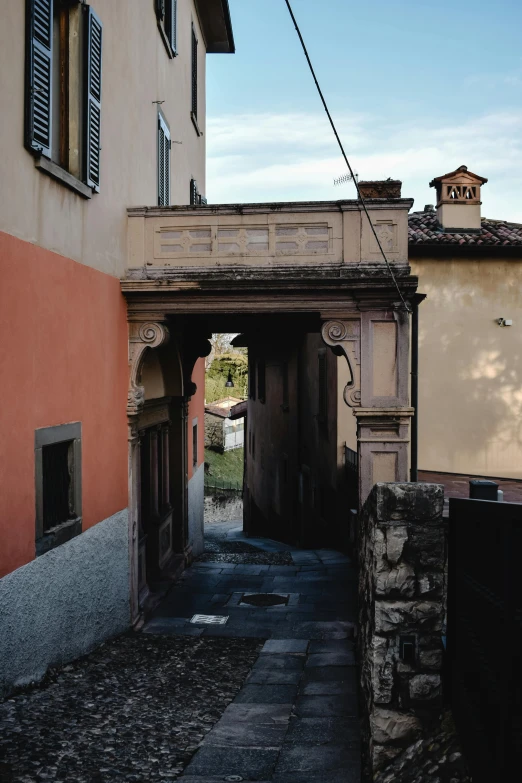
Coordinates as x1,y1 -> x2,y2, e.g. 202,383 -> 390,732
126,200 -> 412,274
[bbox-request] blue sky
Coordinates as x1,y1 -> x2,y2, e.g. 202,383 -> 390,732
206,0 -> 522,221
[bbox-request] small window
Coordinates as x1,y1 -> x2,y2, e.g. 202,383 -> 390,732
158,112 -> 171,206
35,422 -> 82,556
155,0 -> 177,57
25,1 -> 103,192
257,359 -> 266,404
318,350 -> 327,424
190,178 -> 203,205
192,420 -> 198,468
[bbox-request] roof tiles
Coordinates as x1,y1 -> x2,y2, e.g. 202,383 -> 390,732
408,210 -> 522,247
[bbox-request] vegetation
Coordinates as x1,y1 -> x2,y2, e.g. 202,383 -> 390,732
204,447 -> 244,489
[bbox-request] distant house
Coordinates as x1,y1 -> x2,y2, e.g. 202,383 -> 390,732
205,397 -> 245,452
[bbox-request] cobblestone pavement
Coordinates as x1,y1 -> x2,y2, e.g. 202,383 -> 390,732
145,523 -> 360,782
0,635 -> 261,783
0,522 -> 359,783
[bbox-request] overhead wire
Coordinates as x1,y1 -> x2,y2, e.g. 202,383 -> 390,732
283,0 -> 411,313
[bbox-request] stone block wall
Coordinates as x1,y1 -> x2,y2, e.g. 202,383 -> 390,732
358,482 -> 445,776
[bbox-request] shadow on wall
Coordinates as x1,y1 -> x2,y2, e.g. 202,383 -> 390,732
418,262 -> 522,478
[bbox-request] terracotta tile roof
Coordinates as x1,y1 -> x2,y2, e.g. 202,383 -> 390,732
408,210 -> 522,247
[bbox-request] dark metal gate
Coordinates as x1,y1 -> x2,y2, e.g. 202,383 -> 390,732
447,498 -> 522,781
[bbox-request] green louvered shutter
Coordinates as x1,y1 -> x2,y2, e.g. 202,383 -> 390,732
25,0 -> 53,157
84,6 -> 102,190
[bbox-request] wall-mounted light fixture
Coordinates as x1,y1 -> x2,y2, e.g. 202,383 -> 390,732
497,318 -> 513,327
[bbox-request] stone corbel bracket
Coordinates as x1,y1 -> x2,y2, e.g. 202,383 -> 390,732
128,322 -> 170,416
321,319 -> 361,407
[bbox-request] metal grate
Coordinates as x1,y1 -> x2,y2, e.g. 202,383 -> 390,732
190,614 -> 229,625
240,593 -> 289,608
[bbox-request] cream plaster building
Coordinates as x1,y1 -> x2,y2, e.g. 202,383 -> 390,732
409,166 -> 522,479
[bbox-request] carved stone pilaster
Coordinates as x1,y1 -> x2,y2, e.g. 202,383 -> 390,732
128,322 -> 170,416
321,319 -> 361,407
355,408 -> 414,505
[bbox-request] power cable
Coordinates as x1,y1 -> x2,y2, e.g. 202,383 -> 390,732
283,0 -> 411,313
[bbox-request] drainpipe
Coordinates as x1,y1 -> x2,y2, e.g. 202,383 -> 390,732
410,294 -> 426,482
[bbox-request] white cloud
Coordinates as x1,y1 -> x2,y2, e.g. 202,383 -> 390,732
206,110 -> 522,222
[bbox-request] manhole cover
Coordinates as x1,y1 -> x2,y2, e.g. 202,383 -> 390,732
190,614 -> 229,625
240,593 -> 289,607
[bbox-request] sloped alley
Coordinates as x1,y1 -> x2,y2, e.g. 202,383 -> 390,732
0,522 -> 360,783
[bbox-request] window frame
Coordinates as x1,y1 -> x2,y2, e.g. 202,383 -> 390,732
35,421 -> 82,556
190,22 -> 202,136
192,419 -> 198,469
158,110 -> 171,207
25,0 -> 102,198
156,0 -> 177,59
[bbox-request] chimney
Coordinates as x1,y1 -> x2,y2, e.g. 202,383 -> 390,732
358,179 -> 402,199
429,165 -> 487,231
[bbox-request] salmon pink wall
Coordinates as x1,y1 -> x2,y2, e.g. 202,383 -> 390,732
0,231 -> 129,577
187,358 -> 206,480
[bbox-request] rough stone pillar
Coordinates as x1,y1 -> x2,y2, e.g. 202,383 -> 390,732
358,482 -> 445,776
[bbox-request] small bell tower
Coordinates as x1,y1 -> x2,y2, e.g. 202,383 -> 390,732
429,165 -> 487,231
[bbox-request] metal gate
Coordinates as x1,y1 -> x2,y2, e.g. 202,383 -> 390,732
447,497 -> 522,781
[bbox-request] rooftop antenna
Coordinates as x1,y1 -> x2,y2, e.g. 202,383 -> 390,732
334,172 -> 359,187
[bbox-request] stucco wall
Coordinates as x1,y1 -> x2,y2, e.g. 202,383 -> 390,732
0,231 -> 129,577
188,462 -> 205,557
0,0 -> 207,278
410,256 -> 522,478
0,509 -> 129,699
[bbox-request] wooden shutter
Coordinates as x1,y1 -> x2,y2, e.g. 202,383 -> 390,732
158,114 -> 171,206
155,0 -> 166,22
25,0 -> 54,157
165,0 -> 177,54
191,26 -> 198,118
84,6 -> 102,190
190,178 -> 198,205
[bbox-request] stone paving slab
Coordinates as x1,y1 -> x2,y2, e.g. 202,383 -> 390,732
155,526 -> 360,782
261,639 -> 309,654
306,651 -> 356,667
234,684 -> 300,704
184,746 -> 279,779
246,670 -> 303,685
285,716 -> 361,746
294,694 -> 358,717
253,655 -> 305,671
274,744 -> 360,775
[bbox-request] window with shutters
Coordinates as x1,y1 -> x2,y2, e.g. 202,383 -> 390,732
35,422 -> 82,557
158,112 -> 171,207
190,178 -> 206,206
25,1 -> 103,195
191,24 -> 202,136
155,0 -> 177,58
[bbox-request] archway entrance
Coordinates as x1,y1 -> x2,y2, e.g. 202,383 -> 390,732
123,197 -> 417,621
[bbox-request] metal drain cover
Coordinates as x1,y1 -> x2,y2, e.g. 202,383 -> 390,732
240,593 -> 289,607
190,614 -> 229,625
